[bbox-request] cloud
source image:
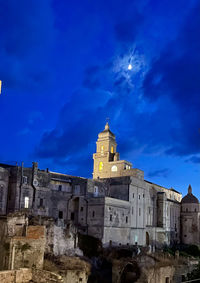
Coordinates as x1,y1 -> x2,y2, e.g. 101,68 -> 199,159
143,2 -> 200,157
0,0 -> 55,91
35,0 -> 200,178
148,168 -> 171,178
185,156 -> 200,164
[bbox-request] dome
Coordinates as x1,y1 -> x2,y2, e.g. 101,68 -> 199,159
181,185 -> 199,204
99,122 -> 115,137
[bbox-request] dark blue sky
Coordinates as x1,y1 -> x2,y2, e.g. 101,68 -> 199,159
0,0 -> 199,197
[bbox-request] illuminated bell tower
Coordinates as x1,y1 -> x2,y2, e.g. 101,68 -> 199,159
93,122 -> 120,179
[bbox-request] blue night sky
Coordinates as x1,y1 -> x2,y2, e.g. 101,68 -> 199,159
0,0 -> 199,198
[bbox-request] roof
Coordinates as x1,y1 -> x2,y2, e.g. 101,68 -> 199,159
99,122 -> 115,137
144,180 -> 181,195
181,185 -> 199,204
181,194 -> 199,204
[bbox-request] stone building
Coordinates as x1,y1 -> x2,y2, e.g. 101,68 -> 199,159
0,212 -> 45,270
0,122 -> 199,249
91,123 -> 182,247
181,184 -> 200,245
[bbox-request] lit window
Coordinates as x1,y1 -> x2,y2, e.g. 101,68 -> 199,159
111,146 -> 114,153
99,162 -> 103,171
101,145 -> 104,155
111,165 -> 117,172
24,197 -> 29,208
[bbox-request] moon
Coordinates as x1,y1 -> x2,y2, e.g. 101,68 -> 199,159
128,64 -> 132,70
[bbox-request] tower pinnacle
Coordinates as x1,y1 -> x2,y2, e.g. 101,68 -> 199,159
105,122 -> 109,131
188,184 -> 192,195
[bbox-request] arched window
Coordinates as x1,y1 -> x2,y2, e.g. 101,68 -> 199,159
111,165 -> 117,172
99,162 -> 103,171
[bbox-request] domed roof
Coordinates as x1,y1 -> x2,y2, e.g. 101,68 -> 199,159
181,185 -> 199,204
99,122 -> 115,137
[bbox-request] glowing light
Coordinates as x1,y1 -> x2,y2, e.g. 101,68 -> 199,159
128,64 -> 132,70
0,80 -> 2,94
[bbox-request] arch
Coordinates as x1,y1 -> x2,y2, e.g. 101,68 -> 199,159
120,262 -> 140,283
146,232 -> 150,246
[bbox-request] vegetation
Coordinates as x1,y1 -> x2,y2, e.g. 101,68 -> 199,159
164,244 -> 200,258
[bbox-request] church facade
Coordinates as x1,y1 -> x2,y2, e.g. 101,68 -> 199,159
0,123 -> 199,248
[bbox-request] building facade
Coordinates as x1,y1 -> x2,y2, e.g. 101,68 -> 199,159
0,123 -> 199,249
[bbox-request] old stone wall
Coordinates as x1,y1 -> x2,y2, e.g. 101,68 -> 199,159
53,225 -> 82,256
0,167 -> 9,215
61,270 -> 87,283
0,268 -> 32,283
32,269 -> 63,283
12,226 -> 45,270
0,268 -> 64,283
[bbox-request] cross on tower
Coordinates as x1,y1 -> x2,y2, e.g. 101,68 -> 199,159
106,117 -> 110,124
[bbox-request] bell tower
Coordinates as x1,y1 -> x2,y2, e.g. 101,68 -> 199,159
93,122 -> 120,179
92,123 -> 144,180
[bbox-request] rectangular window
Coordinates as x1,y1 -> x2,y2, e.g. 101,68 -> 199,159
80,207 -> 84,212
139,208 -> 141,216
94,186 -> 98,197
143,194 -> 145,198
139,195 -> 140,200
59,211 -> 63,219
92,211 -> 95,217
74,185 -> 80,195
24,197 -> 29,208
23,176 -> 28,184
39,198 -> 43,207
126,216 -> 128,223
58,185 -> 62,191
149,207 -> 151,214
133,193 -> 134,198
71,212 -> 74,220
110,214 -> 112,221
